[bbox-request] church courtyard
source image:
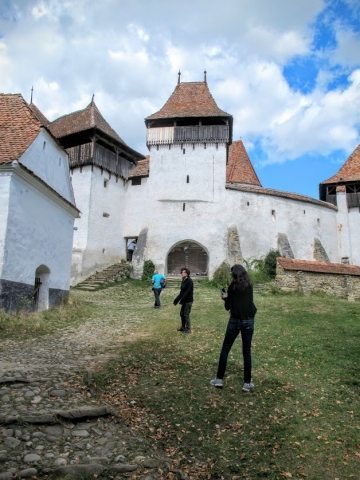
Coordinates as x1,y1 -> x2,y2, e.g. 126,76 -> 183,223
0,282 -> 359,479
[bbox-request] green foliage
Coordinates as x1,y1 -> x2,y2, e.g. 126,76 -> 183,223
142,259 -> 155,281
264,249 -> 281,278
245,249 -> 281,283
210,261 -> 231,288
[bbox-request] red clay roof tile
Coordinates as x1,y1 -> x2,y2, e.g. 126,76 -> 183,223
226,140 -> 261,186
128,155 -> 150,178
321,144 -> 360,184
146,82 -> 231,121
49,101 -> 126,145
29,102 -> 50,126
278,257 -> 360,276
0,94 -> 41,164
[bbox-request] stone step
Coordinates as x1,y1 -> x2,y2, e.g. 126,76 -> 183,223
74,262 -> 131,291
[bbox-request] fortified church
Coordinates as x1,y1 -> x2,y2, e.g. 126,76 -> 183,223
57,73 -> 359,283
1,74 -> 360,310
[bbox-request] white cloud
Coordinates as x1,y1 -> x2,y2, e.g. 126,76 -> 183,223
0,0 -> 358,164
332,26 -> 360,67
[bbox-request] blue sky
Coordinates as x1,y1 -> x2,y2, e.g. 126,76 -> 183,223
0,0 -> 359,198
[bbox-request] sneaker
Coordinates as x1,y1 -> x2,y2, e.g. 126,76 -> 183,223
242,382 -> 255,392
177,327 -> 184,332
210,378 -> 224,389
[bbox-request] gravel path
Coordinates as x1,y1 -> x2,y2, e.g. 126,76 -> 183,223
0,291 -> 172,480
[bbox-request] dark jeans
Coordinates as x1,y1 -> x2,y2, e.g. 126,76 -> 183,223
180,302 -> 192,331
153,288 -> 162,307
217,317 -> 254,383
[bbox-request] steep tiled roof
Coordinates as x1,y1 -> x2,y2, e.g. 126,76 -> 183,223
226,183 -> 337,210
321,144 -> 360,184
128,156 -> 150,178
50,101 -> 126,145
146,82 -> 232,121
278,257 -> 360,276
29,102 -> 50,126
0,94 -> 41,164
227,140 -> 261,186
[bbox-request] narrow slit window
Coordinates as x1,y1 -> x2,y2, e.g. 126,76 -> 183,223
186,175 -> 190,183
183,203 -> 186,211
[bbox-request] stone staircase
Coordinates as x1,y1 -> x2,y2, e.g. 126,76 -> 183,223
73,262 -> 131,291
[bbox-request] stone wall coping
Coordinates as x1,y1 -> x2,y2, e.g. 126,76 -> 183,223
277,257 -> 360,276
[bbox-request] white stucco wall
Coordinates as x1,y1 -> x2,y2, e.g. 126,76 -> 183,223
122,143 -> 339,277
70,165 -> 128,283
336,190 -> 360,265
2,173 -> 75,290
148,143 -> 227,202
0,173 -> 11,277
20,128 -> 75,205
348,208 -> 360,265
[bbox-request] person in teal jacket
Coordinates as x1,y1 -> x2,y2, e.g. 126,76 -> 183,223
152,270 -> 166,308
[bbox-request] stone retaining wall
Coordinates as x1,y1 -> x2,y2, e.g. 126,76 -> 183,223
275,258 -> 360,301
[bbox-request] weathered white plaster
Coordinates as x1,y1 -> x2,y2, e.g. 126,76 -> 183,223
20,128 -> 75,205
121,141 -> 342,277
0,174 -> 11,276
70,165 -> 128,284
348,208 -> 360,265
2,172 -> 75,291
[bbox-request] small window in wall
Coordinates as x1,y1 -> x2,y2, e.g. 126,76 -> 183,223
271,209 -> 276,222
104,178 -> 109,188
186,175 -> 190,183
317,218 -> 320,226
43,141 -> 46,150
183,148 -> 186,154
103,212 -> 110,217
183,202 -> 186,211
247,201 -> 250,206
131,177 -> 142,186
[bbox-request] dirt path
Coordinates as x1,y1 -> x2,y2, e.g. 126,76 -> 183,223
0,289 -> 172,479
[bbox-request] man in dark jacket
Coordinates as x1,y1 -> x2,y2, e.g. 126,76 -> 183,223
173,267 -> 193,334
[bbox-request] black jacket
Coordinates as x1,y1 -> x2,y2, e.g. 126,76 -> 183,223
224,283 -> 257,320
174,277 -> 194,305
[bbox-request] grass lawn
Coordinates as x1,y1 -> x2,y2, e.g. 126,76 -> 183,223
1,281 -> 359,479
93,283 -> 360,480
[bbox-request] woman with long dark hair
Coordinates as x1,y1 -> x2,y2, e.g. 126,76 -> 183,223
210,264 -> 257,392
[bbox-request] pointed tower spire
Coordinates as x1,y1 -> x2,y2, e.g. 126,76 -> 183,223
178,70 -> 181,84
30,86 -> 34,104
204,70 -> 207,83
91,93 -> 95,103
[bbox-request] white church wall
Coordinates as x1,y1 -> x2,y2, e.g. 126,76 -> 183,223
226,190 -> 338,264
2,173 -> 74,291
122,170 -> 339,277
20,129 -> 75,204
71,166 -> 128,282
336,189 -> 360,265
148,144 -> 227,202
70,166 -> 92,283
123,176 -> 150,237
348,208 -> 360,265
0,173 -> 11,276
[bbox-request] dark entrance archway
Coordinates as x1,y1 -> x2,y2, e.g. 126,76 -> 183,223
167,241 -> 208,276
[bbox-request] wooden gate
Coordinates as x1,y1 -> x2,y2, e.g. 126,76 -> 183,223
167,241 -> 208,276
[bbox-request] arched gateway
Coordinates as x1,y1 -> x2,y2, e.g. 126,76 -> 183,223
167,241 -> 208,276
